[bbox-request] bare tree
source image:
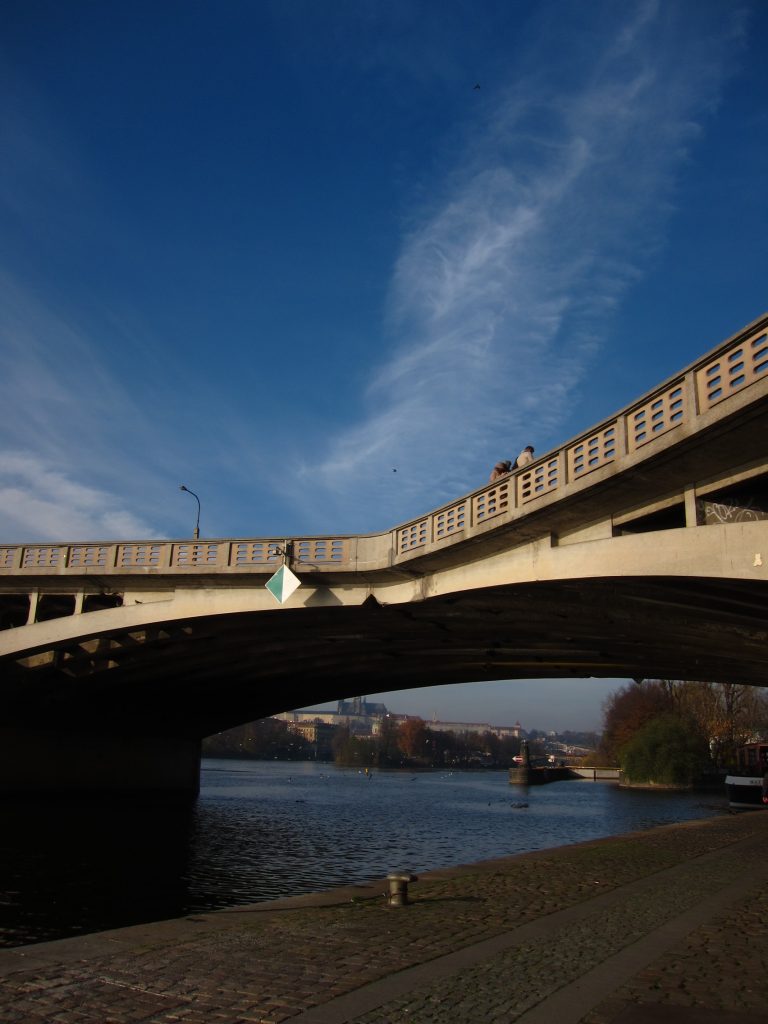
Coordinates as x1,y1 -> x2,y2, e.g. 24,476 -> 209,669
656,680 -> 768,767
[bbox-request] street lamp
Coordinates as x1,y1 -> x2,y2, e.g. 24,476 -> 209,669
179,485 -> 201,539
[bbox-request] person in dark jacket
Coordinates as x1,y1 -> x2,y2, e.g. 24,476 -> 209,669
488,460 -> 512,483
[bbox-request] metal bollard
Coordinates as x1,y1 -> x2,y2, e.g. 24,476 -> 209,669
386,871 -> 418,907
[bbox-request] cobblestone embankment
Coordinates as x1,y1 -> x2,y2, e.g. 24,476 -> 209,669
1,811 -> 767,1023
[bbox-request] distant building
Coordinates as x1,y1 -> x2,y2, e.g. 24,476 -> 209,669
275,699 -> 522,743
336,697 -> 388,717
389,714 -> 522,740
275,710 -> 340,727
274,696 -> 389,737
425,719 -> 521,740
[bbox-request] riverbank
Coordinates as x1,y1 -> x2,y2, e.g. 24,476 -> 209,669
2,810 -> 766,1023
2,762 -> 720,947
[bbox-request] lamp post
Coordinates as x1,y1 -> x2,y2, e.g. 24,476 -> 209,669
179,485 -> 201,539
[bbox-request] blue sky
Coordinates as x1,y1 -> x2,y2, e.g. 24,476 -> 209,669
2,1 -> 766,731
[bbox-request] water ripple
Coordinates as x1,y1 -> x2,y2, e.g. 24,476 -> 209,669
0,760 -> 724,946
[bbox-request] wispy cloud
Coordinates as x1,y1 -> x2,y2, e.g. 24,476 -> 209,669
0,1 -> 749,544
0,452 -> 155,541
0,275 -> 192,541
302,1 -> 745,530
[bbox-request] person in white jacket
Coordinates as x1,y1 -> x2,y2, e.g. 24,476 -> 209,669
514,445 -> 535,468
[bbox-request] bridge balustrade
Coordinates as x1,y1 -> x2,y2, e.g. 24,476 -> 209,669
517,454 -> 561,505
567,423 -> 618,479
626,381 -> 686,451
393,318 -> 767,553
696,328 -> 768,410
0,316 -> 767,580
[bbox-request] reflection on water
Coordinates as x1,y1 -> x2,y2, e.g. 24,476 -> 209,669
0,759 -> 726,947
0,794 -> 196,947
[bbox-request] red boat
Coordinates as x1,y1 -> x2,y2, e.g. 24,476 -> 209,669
725,742 -> 768,809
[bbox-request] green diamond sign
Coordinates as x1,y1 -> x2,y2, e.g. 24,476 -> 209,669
265,564 -> 301,604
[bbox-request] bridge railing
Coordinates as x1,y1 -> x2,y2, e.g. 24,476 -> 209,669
391,317 -> 768,557
0,537 -> 355,573
1,315 -> 767,579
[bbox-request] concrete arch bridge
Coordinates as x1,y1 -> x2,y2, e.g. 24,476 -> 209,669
1,315 -> 768,794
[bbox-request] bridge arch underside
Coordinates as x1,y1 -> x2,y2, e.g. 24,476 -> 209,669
4,575 -> 766,743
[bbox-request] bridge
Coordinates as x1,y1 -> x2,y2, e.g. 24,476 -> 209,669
1,314 -> 767,794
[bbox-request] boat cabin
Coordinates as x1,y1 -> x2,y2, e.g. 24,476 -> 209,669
735,742 -> 768,776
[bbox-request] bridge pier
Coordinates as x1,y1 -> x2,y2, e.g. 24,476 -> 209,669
0,729 -> 201,797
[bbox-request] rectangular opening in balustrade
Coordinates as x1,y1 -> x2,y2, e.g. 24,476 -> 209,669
68,546 -> 110,568
295,539 -> 348,562
753,332 -> 768,373
474,484 -> 509,522
118,544 -> 162,567
697,330 -> 768,409
568,425 -> 617,479
231,542 -> 283,565
398,521 -> 428,553
433,504 -> 466,539
174,544 -> 219,566
22,547 -> 62,569
518,460 -> 559,503
627,385 -> 686,449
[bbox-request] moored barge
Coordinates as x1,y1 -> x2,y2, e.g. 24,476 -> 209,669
725,742 -> 768,809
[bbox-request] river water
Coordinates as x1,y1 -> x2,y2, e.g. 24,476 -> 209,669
0,759 -> 727,948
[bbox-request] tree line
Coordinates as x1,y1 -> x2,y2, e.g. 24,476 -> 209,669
202,715 -> 526,768
331,716 -> 525,768
201,679 -> 768,785
594,680 -> 768,786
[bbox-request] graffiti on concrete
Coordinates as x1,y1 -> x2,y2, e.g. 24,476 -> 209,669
704,496 -> 767,525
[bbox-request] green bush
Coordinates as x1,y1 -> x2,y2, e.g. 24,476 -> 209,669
620,713 -> 711,786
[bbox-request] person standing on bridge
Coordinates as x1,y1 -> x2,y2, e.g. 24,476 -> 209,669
488,460 -> 512,483
513,445 -> 535,469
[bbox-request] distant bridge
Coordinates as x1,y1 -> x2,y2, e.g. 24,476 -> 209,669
1,314 -> 767,794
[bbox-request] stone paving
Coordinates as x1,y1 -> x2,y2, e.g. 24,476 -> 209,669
1,811 -> 767,1024
582,883 -> 768,1024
